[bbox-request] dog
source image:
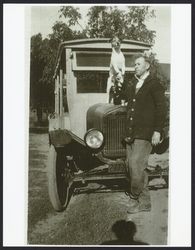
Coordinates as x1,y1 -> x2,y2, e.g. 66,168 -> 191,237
107,36 -> 125,104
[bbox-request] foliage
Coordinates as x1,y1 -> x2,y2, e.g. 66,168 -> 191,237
143,51 -> 169,90
30,34 -> 56,112
85,6 -> 156,44
59,6 -> 82,27
59,6 -> 156,44
30,33 -> 45,108
30,21 -> 87,115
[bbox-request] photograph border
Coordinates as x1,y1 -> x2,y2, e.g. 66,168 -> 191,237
3,0 -> 193,248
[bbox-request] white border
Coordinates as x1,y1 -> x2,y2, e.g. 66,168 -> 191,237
3,4 -> 27,246
168,4 -> 191,246
3,4 -> 191,246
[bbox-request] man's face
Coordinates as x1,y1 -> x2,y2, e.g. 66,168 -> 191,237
134,57 -> 150,77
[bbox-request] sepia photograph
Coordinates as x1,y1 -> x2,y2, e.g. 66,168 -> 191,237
3,3 -> 191,247
28,4 -> 170,245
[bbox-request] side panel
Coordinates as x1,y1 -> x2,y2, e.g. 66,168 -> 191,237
66,48 -> 108,139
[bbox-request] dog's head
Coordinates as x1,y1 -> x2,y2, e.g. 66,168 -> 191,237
110,36 -> 121,49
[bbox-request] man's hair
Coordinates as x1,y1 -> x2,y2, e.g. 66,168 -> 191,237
134,53 -> 151,65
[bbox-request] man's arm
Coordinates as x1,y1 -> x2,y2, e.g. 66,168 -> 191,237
151,81 -> 167,145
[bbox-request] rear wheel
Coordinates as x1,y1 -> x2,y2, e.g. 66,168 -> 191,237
48,145 -> 73,211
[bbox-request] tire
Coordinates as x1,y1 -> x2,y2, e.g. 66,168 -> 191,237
47,145 -> 73,211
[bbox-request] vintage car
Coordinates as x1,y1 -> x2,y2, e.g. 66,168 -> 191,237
47,38 -> 169,211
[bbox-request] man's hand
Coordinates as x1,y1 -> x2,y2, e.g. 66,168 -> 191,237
152,131 -> 161,146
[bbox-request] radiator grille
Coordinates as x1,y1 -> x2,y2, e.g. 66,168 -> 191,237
102,113 -> 126,158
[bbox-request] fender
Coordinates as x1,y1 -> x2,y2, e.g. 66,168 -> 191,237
49,129 -> 72,147
49,129 -> 103,171
49,129 -> 87,149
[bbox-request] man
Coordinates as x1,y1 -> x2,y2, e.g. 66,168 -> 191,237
122,54 -> 167,213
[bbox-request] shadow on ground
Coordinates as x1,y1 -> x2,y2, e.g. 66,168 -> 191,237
102,220 -> 149,245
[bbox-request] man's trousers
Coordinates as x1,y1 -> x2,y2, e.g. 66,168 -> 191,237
126,139 -> 152,199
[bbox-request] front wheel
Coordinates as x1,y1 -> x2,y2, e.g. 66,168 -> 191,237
47,145 -> 73,211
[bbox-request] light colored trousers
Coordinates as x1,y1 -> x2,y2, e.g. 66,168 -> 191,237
126,139 -> 152,198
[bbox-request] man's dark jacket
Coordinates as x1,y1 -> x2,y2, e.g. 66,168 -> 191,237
122,73 -> 167,142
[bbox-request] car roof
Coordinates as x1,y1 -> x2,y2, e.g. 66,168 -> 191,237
54,38 -> 151,78
61,38 -> 151,49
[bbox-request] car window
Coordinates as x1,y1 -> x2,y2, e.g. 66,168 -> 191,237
75,71 -> 134,94
72,51 -> 136,71
72,51 -> 136,93
76,52 -> 110,68
75,71 -> 108,93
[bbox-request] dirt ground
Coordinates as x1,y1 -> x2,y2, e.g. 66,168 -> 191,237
28,133 -> 169,246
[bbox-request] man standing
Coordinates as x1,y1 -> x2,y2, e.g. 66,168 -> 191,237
123,54 -> 167,213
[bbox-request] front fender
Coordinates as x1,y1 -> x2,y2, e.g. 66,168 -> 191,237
49,129 -> 103,171
49,129 -> 72,147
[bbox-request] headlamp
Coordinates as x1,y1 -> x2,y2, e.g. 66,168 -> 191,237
84,129 -> 104,149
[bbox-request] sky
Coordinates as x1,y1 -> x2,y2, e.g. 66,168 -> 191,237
30,5 -> 171,63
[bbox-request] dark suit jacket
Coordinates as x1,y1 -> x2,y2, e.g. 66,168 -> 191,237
122,73 -> 167,141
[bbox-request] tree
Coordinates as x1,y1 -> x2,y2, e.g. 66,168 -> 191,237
42,20 -> 87,87
30,20 -> 87,115
59,6 -> 156,44
49,21 -> 75,48
86,6 -> 156,44
34,22 -> 75,115
59,6 -> 83,29
30,33 -> 45,109
144,50 -> 169,89
58,6 -> 88,38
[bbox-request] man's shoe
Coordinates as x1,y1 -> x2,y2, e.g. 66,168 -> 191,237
127,198 -> 140,214
127,199 -> 151,214
139,203 -> 151,212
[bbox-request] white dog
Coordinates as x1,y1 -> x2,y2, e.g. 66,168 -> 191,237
107,36 -> 125,103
